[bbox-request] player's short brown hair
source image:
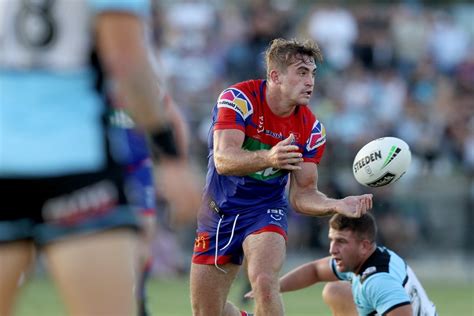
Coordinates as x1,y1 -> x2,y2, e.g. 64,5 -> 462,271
264,38 -> 323,78
329,213 -> 377,243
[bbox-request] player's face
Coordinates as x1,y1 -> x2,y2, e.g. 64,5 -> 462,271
279,56 -> 316,105
328,228 -> 365,273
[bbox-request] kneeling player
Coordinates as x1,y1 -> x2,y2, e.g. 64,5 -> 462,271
246,213 -> 437,316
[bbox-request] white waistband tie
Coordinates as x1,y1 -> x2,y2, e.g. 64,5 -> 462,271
214,214 -> 240,273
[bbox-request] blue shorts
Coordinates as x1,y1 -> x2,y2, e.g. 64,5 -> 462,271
0,165 -> 140,245
125,158 -> 156,217
192,205 -> 288,266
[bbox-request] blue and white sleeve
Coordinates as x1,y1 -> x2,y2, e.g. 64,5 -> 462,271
363,274 -> 411,315
329,258 -> 352,281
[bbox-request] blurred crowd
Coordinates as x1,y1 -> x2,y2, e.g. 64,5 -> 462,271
149,0 -> 474,276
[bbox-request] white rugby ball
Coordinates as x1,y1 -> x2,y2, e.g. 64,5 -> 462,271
353,137 -> 411,187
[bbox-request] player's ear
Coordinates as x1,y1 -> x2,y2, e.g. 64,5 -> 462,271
361,239 -> 373,252
269,69 -> 280,84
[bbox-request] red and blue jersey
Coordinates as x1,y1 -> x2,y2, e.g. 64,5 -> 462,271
202,79 -> 326,216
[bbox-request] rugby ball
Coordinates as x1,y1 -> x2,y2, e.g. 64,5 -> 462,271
353,137 -> 411,187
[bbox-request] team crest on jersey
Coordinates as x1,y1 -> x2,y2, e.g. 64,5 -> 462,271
194,232 -> 210,252
217,88 -> 253,119
361,266 -> 377,283
306,120 -> 326,151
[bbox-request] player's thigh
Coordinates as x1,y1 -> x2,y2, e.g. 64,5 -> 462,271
44,228 -> 139,316
243,232 -> 286,281
322,281 -> 357,316
190,263 -> 240,309
0,241 -> 35,315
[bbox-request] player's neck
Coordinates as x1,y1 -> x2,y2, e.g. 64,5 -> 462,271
354,245 -> 377,275
265,86 -> 297,117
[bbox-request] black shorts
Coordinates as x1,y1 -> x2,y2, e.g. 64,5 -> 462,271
0,166 -> 140,245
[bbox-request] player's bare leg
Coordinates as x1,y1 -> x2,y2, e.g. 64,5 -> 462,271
322,281 -> 358,316
190,262 -> 240,316
138,215 -> 157,316
244,231 -> 286,316
44,229 -> 139,316
0,241 -> 35,316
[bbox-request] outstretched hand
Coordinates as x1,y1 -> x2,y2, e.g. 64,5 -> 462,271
336,194 -> 373,218
267,134 -> 303,171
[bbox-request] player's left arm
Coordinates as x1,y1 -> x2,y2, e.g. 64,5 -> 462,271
163,93 -> 189,159
288,163 -> 373,217
245,256 -> 339,299
154,94 -> 202,224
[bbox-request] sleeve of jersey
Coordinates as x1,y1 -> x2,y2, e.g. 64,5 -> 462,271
213,88 -> 253,132
363,274 -> 411,315
303,119 -> 326,164
89,0 -> 150,17
330,258 -> 351,281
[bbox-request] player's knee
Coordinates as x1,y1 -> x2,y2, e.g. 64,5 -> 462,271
191,290 -> 225,316
249,272 -> 276,299
322,282 -> 346,306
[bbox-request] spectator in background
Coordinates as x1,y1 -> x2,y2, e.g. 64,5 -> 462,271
390,4 -> 429,78
307,3 -> 358,71
428,11 -> 469,75
224,0 -> 292,82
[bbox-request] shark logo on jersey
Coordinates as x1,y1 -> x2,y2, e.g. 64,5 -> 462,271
361,266 -> 377,283
217,88 -> 253,120
306,120 -> 326,151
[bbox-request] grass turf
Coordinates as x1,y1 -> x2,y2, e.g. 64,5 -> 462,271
15,276 -> 473,315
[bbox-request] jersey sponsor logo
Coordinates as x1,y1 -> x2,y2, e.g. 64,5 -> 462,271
42,180 -> 118,225
267,208 -> 284,221
257,115 -> 264,133
250,166 -> 284,181
217,88 -> 253,119
255,167 -> 280,178
243,138 -> 286,180
264,130 -> 283,140
306,120 -> 326,151
194,232 -> 210,252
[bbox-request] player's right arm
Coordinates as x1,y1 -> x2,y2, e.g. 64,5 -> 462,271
279,256 -> 338,292
245,257 -> 337,298
214,131 -> 303,176
95,11 -> 168,132
163,94 -> 189,159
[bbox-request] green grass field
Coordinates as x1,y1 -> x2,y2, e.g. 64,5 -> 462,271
15,276 -> 474,315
